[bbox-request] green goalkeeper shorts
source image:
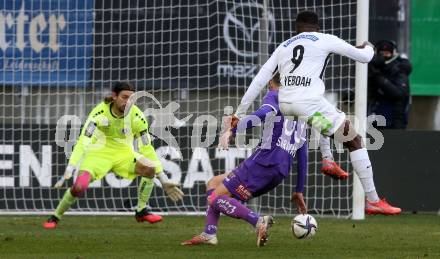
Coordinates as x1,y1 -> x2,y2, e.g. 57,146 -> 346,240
78,148 -> 138,181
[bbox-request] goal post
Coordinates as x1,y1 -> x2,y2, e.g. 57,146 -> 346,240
353,0 -> 370,220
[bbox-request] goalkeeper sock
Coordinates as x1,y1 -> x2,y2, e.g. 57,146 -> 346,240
136,177 -> 154,213
211,194 -> 260,227
54,188 -> 76,219
350,148 -> 380,202
319,136 -> 334,161
204,189 -> 220,235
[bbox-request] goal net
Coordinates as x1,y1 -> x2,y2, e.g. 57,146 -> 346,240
0,0 -> 359,218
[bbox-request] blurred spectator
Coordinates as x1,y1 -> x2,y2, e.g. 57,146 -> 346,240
368,40 -> 412,129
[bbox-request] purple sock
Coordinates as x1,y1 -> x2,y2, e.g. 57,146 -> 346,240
212,194 -> 260,227
204,189 -> 220,235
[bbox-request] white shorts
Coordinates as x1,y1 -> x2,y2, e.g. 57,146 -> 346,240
279,96 -> 346,136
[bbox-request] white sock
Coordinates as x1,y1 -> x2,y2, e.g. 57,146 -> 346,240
319,136 -> 334,161
350,148 -> 380,202
202,232 -> 216,238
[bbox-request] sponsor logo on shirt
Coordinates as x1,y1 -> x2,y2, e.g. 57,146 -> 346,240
276,138 -> 298,156
275,119 -> 307,157
283,34 -> 319,47
121,128 -> 129,135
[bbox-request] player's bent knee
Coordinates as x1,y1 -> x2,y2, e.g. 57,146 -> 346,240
70,171 -> 91,197
343,134 -> 363,151
207,191 -> 217,206
208,183 -> 232,206
207,173 -> 229,190
334,120 -> 358,144
206,178 -> 215,189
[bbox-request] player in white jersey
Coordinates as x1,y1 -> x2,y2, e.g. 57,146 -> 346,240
235,11 -> 400,215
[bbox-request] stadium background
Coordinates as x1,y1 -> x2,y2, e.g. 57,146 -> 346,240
1,0 -> 440,215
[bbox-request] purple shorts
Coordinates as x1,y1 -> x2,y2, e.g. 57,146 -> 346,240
223,160 -> 286,202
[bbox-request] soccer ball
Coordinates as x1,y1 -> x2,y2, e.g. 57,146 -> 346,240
291,214 -> 318,239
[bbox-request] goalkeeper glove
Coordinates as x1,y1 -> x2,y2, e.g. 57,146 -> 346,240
157,172 -> 184,202
54,164 -> 77,188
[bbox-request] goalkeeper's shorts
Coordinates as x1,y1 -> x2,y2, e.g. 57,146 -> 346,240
78,148 -> 138,181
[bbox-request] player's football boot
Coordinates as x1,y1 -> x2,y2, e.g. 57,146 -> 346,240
181,233 -> 218,246
43,215 -> 59,229
256,215 -> 274,247
135,208 -> 162,223
321,159 -> 349,180
365,198 -> 402,215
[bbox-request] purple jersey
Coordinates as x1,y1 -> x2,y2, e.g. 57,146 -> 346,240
235,90 -> 307,177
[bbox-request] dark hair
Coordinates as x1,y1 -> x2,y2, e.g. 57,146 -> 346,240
104,81 -> 135,103
375,40 -> 397,53
272,72 -> 281,85
296,10 -> 319,26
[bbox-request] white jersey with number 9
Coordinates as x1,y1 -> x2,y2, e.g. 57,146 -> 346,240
235,31 -> 374,118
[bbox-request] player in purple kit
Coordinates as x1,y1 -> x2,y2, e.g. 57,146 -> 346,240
181,73 -> 309,247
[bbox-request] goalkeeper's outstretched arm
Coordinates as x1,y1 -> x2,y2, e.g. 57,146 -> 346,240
133,105 -> 184,202
136,132 -> 183,202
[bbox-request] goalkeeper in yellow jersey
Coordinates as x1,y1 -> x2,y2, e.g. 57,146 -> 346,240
43,82 -> 184,229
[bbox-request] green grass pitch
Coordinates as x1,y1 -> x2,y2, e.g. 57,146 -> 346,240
0,214 -> 439,258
